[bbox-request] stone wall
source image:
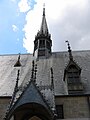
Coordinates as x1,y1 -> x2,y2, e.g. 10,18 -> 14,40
55,96 -> 90,119
0,97 -> 11,120
0,96 -> 90,120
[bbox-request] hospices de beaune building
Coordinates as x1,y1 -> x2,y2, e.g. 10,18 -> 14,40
0,7 -> 90,120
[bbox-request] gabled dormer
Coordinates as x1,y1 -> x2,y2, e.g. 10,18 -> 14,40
33,6 -> 52,59
64,41 -> 83,94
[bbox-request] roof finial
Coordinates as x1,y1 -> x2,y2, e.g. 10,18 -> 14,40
9,70 -> 20,109
34,64 -> 37,82
14,53 -> 21,67
31,60 -> 35,79
31,61 -> 37,83
65,40 -> 73,60
18,53 -> 20,61
43,3 -> 45,16
51,67 -> 54,90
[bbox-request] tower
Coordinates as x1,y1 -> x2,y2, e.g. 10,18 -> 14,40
33,6 -> 52,59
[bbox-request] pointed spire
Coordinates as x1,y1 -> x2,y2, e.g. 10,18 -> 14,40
65,40 -> 73,60
40,4 -> 49,35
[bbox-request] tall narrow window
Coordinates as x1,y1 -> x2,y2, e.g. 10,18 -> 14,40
67,65 -> 83,94
67,65 -> 80,84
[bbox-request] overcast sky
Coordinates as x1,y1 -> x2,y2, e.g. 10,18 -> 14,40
0,0 -> 90,54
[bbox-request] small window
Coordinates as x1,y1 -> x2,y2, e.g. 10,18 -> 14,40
56,105 -> 64,119
67,67 -> 80,84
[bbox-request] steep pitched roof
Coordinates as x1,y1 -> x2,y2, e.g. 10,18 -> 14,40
0,51 -> 90,96
6,80 -> 53,119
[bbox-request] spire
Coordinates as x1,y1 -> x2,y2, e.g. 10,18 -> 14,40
65,40 -> 73,60
33,5 -> 52,58
40,4 -> 49,35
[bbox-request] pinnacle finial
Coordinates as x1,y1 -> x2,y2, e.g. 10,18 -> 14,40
34,64 -> 37,82
18,53 -> 20,61
65,40 -> 73,60
31,60 -> 34,79
43,3 -> 45,16
14,53 -> 21,67
51,67 -> 54,89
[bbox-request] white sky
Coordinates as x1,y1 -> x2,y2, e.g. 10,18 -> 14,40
18,0 -> 90,53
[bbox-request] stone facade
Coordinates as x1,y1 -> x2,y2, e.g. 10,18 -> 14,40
0,96 -> 90,120
0,97 -> 11,120
55,96 -> 90,119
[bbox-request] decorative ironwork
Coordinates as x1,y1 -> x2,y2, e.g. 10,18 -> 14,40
65,40 -> 73,60
51,67 -> 54,89
31,60 -> 34,79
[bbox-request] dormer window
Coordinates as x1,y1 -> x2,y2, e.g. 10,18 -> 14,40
67,65 -> 80,84
64,61 -> 84,95
64,41 -> 84,94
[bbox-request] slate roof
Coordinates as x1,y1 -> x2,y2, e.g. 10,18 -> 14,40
5,80 -> 54,120
0,50 -> 90,98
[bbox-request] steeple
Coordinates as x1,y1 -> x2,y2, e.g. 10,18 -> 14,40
40,4 -> 49,35
33,5 -> 52,59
